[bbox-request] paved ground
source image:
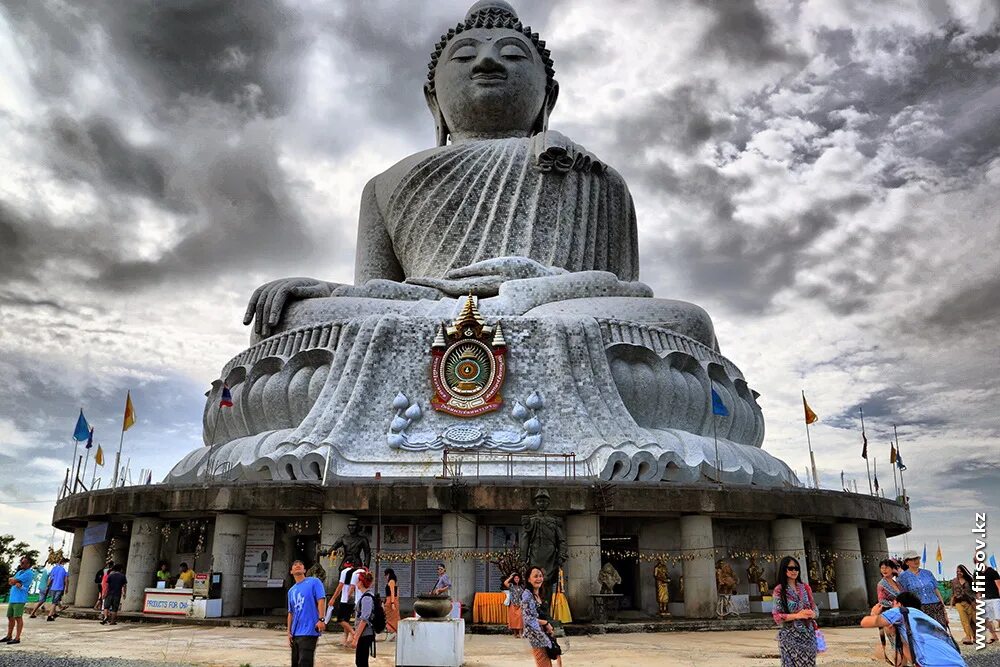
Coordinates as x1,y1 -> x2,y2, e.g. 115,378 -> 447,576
1,612 -> 996,666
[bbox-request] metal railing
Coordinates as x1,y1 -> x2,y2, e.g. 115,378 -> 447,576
440,449 -> 579,479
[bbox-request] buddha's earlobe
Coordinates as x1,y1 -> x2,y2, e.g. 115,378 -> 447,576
424,82 -> 449,146
532,80 -> 560,135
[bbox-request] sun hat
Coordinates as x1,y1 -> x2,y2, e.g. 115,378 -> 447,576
900,549 -> 919,561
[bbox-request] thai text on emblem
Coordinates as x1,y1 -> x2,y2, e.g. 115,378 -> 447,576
431,295 -> 507,417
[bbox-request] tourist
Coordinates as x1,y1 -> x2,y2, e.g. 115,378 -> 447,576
155,561 -> 171,585
949,564 -> 976,645
771,556 -> 819,667
31,557 -> 69,621
383,568 -> 399,641
875,558 -> 902,662
94,561 -> 111,613
522,566 -> 555,667
3,555 -> 36,645
503,571 -> 524,638
286,559 -> 326,667
97,561 -> 112,621
326,562 -> 361,648
983,565 -> 1000,644
351,570 -> 377,667
176,562 -> 195,589
432,563 -> 451,595
897,550 -> 948,628
860,591 -> 964,666
26,563 -> 49,620
101,563 -> 127,626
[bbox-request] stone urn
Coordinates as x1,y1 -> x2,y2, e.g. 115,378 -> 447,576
414,593 -> 452,619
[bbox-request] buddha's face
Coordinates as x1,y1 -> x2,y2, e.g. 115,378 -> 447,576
433,28 -> 548,139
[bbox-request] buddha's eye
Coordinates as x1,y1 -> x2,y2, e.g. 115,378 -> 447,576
450,45 -> 477,61
499,44 -> 529,60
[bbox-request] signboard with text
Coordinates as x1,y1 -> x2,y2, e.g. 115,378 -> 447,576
143,590 -> 192,616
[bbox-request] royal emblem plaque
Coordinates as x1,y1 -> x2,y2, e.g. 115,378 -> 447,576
431,295 -> 507,417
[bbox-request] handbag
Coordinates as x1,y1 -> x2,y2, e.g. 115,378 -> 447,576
545,636 -> 563,659
804,584 -> 827,653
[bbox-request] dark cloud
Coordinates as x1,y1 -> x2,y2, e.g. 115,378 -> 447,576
923,274 -> 1000,333
50,115 -> 169,203
104,0 -> 304,117
701,0 -> 803,66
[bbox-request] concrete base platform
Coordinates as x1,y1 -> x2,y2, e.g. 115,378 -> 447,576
397,617 -> 465,666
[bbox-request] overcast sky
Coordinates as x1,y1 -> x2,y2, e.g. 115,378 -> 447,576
0,0 -> 997,575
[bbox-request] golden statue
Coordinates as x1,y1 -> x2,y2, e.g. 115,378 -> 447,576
654,560 -> 670,616
715,559 -> 739,596
824,561 -> 836,592
746,555 -> 768,596
678,574 -> 684,602
809,558 -> 824,591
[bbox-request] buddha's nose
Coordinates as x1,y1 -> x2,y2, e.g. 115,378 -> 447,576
471,50 -> 506,76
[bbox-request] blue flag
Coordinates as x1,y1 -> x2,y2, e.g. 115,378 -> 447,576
922,544 -> 927,563
711,389 -> 729,417
896,452 -> 906,471
85,427 -> 94,450
990,554 -> 997,569
73,409 -> 91,442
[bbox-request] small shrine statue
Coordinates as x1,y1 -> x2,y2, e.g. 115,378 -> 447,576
654,559 -> 671,616
746,555 -> 768,596
598,561 -> 621,594
809,558 -> 823,591
678,574 -> 684,602
715,559 -> 739,596
824,561 -> 836,592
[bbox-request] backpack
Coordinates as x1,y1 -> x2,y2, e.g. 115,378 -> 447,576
361,591 -> 387,634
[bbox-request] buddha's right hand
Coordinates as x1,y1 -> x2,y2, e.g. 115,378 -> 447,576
243,277 -> 337,338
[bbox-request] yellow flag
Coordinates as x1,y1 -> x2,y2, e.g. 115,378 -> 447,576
936,543 -> 942,563
802,394 -> 818,425
122,391 -> 136,432
95,445 -> 104,466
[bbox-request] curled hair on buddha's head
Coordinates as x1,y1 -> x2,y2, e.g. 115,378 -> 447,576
426,1 -> 557,96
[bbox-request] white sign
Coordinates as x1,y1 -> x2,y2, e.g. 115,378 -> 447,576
246,519 -> 275,546
143,590 -> 192,616
243,545 -> 273,584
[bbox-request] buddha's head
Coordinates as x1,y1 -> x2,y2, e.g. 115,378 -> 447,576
425,1 -> 558,145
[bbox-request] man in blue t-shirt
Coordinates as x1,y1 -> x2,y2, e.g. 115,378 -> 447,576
286,560 -> 327,667
3,555 -> 36,645
861,591 -> 965,666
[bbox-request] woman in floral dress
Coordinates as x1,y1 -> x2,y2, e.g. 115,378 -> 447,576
772,556 -> 819,667
504,571 -> 524,638
522,566 -> 555,667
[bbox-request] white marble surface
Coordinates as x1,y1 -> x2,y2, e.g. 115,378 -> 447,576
396,617 -> 465,667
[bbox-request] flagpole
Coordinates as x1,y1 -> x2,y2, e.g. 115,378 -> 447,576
894,424 -> 907,505
82,446 -> 92,491
891,441 -> 899,501
860,407 -> 873,495
204,406 -> 223,482
91,448 -> 99,488
803,391 -> 819,489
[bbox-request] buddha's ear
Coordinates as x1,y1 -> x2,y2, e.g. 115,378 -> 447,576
424,81 -> 449,146
533,80 -> 560,135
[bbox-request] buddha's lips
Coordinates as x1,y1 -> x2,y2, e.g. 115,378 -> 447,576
472,73 -> 506,81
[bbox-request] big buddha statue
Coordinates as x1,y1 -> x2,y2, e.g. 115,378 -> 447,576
166,1 -> 797,487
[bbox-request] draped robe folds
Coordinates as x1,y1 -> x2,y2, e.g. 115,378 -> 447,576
384,137 -> 639,281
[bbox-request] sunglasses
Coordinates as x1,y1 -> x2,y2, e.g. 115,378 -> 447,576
786,566 -> 800,571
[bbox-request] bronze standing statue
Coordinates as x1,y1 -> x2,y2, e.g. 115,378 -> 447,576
520,488 -> 567,601
328,517 -> 371,569
747,555 -> 768,596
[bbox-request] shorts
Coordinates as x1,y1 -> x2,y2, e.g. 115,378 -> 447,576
986,599 -> 1000,621
103,595 -> 122,612
336,601 -> 355,623
6,603 -> 26,618
50,590 -> 64,606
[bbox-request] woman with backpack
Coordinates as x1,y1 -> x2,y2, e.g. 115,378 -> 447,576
351,570 -> 385,667
771,556 -> 820,666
